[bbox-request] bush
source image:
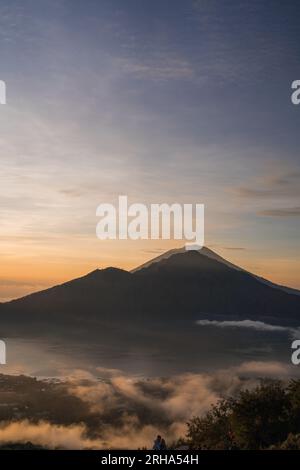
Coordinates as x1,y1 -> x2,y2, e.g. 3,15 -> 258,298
187,379 -> 300,450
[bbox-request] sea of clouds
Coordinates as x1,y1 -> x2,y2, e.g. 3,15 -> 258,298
0,360 -> 298,449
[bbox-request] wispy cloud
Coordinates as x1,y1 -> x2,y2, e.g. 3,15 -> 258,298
232,171 -> 300,201
196,319 -> 300,339
0,421 -> 100,450
258,207 -> 300,217
116,56 -> 194,81
233,187 -> 273,199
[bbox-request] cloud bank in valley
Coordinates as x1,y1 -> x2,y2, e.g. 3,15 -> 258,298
0,360 -> 299,449
196,319 -> 300,339
0,421 -> 100,449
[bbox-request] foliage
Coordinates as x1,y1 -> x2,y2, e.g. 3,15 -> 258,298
187,379 -> 300,450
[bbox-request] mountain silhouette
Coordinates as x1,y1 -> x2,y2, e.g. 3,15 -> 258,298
1,248 -> 300,337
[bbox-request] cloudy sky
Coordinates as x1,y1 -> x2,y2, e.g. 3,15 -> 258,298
0,0 -> 300,300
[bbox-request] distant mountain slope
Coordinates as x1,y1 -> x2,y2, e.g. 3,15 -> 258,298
1,249 -> 300,333
132,246 -> 300,296
133,250 -> 300,323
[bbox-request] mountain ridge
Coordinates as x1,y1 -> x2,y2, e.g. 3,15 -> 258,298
132,246 -> 300,296
1,248 -> 300,331
2,246 -> 299,306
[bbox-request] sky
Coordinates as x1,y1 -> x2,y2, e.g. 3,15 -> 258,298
0,0 -> 300,300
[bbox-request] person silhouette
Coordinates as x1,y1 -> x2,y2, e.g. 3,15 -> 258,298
160,438 -> 167,450
153,435 -> 162,450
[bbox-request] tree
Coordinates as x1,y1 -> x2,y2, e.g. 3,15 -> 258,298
186,379 -> 298,450
229,380 -> 290,449
187,399 -> 233,449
